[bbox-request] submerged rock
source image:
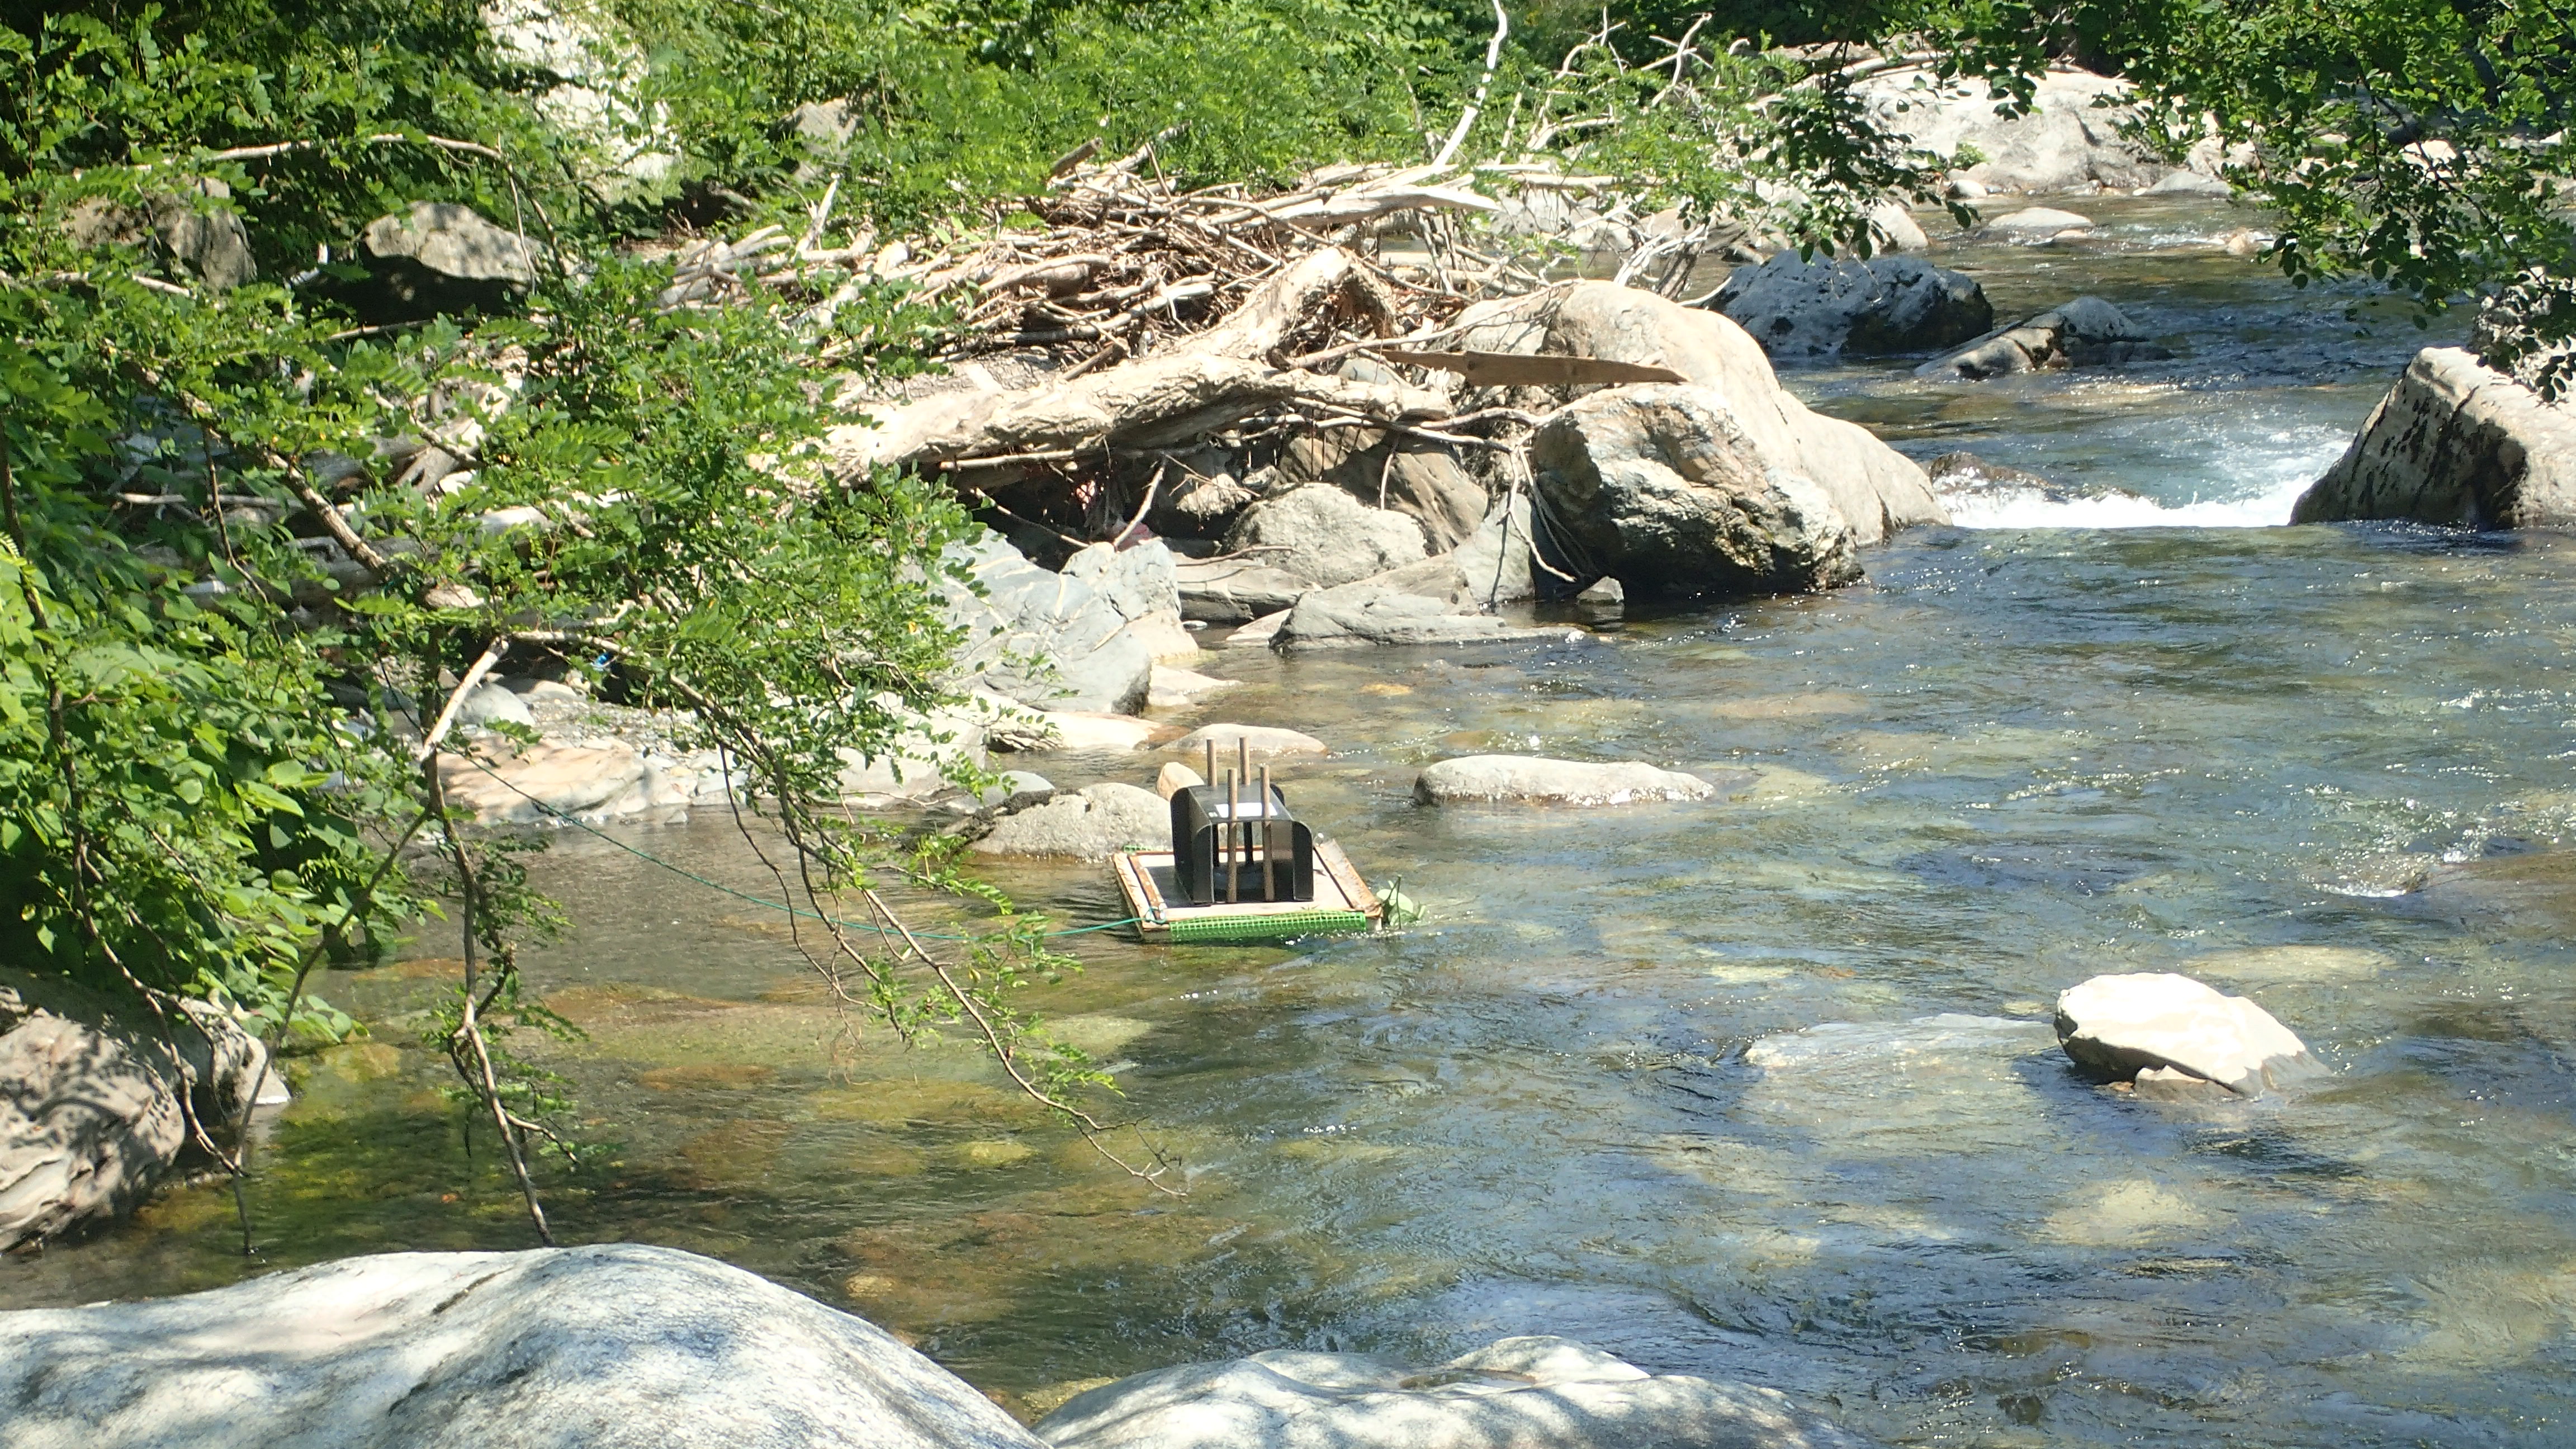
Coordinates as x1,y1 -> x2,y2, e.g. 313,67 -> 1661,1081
1145,664 -> 1238,709
2,970 -> 271,1251
2055,973 -> 2326,1097
1223,484 -> 1428,588
970,783 -> 1167,859
1036,1335 -> 1879,1449
1915,297 -> 2169,381
1414,755 -> 1712,807
2290,346 -> 2576,528
1746,1013 -> 2059,1072
1923,451 -> 2063,498
1713,253 -> 1993,361
1170,724 -> 1330,759
1273,583 -> 1562,650
1531,385 -> 1863,598
0,1243 -> 1043,1449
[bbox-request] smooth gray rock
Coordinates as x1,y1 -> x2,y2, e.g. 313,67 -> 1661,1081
357,202 -> 538,319
1224,484 -> 1428,587
1715,254 -> 1992,361
2291,347 -> 2576,528
456,683 -> 535,730
1176,560 -> 1311,624
969,783 -> 1166,859
978,770 -> 1057,809
1274,585 -> 1561,651
0,1243 -> 1043,1449
1,970 -> 269,1251
1273,408 -> 1493,553
1915,296 -> 2169,381
1449,282 -> 1946,544
64,181 -> 256,291
1857,64 -> 2168,194
1036,1335 -> 1878,1449
1414,755 -> 1712,807
1865,200 -> 1930,253
1062,540 -> 1183,624
1923,451 -> 2057,495
1530,385 -> 1861,599
945,533 -> 1154,715
2145,168 -> 2231,197
1152,467 -> 1259,537
2055,972 -> 2327,1097
152,183 -> 257,291
1981,206 -> 2094,236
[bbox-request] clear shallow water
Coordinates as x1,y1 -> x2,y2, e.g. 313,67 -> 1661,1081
9,204 -> 2575,1448
1797,195 -> 2470,527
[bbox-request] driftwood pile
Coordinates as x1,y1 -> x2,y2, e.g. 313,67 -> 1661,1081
813,147 -> 1682,550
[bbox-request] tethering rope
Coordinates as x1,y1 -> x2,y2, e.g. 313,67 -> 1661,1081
453,750 -> 1143,941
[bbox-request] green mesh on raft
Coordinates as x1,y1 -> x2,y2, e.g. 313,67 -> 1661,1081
1163,908 -> 1374,943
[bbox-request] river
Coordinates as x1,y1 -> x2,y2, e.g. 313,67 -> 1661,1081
10,198 -> 2574,1448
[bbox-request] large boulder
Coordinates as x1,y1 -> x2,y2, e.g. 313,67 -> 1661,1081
1036,1335 -> 1878,1449
1063,539 -> 1195,662
436,738 -> 714,826
969,783 -> 1167,859
2,970 -> 271,1251
1273,363 -> 1494,551
1061,539 -> 1182,622
0,1243 -> 1044,1449
1980,205 -> 2094,238
2290,347 -> 2576,528
1223,484 -> 1428,587
1914,296 -> 2168,381
66,179 -> 257,291
356,202 -> 539,320
1530,385 -> 1863,598
1453,281 -> 1945,543
1413,755 -> 1715,807
1854,64 -> 2176,195
2054,973 -> 2327,1097
1713,253 -> 1993,361
944,532 -> 1154,715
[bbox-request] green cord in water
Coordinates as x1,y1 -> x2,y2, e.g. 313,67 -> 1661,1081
454,752 -> 1140,940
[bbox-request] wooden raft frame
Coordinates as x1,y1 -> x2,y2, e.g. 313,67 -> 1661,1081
1111,840 -> 1382,941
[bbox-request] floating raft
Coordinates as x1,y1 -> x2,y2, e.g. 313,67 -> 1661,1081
1111,841 -> 1382,943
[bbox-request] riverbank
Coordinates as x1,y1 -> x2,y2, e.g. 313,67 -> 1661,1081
12,503 -> 2575,1445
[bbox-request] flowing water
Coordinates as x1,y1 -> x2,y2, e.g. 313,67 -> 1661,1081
13,199 -> 2576,1447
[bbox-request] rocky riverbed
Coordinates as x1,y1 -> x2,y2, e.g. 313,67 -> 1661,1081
10,187 -> 2574,1449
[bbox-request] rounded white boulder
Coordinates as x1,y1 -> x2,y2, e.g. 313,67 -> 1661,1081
1413,755 -> 1713,807
2054,972 -> 2326,1097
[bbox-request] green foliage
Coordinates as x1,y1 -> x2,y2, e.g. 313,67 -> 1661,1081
618,0 -> 1466,229
1900,0 -> 2576,381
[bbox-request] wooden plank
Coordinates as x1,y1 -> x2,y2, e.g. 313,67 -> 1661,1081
1314,839 -> 1381,921
1114,845 -> 1380,925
